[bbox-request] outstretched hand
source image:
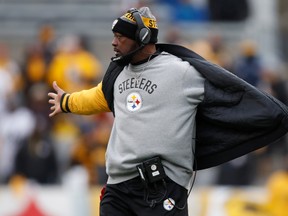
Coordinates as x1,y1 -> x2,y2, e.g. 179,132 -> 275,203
48,81 -> 65,117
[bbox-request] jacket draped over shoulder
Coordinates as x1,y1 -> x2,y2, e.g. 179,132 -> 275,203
102,43 -> 288,170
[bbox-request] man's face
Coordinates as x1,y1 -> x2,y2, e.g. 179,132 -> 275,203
112,32 -> 138,58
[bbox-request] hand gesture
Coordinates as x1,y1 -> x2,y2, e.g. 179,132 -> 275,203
48,81 -> 65,117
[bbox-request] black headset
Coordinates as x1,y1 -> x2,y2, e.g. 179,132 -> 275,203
128,8 -> 151,46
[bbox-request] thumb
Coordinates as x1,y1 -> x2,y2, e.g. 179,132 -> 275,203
53,81 -> 64,94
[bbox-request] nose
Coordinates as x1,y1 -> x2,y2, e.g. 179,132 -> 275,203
112,37 -> 117,47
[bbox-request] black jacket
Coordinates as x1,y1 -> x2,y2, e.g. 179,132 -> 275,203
102,43 -> 288,170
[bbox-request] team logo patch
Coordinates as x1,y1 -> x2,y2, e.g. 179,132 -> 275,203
126,92 -> 142,112
163,198 -> 175,211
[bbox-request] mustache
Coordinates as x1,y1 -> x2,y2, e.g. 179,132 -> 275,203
111,45 -> 144,66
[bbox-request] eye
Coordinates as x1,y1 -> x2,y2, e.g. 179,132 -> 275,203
116,35 -> 122,40
113,33 -> 123,40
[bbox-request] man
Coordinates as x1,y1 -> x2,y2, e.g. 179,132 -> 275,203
48,7 -> 288,216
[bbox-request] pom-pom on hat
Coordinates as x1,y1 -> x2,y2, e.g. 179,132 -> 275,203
112,7 -> 158,44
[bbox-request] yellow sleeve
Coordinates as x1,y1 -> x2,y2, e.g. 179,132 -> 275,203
61,81 -> 111,115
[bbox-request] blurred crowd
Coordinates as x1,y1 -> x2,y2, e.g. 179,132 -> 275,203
0,24 -> 112,186
0,0 -> 288,192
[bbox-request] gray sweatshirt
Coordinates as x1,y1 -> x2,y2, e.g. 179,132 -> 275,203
106,52 -> 205,189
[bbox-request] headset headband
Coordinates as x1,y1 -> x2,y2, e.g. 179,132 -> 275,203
128,8 -> 151,45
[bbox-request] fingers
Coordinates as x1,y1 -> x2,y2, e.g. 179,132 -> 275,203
49,110 -> 57,118
49,101 -> 60,117
49,104 -> 59,118
48,92 -> 57,99
48,101 -> 57,118
48,81 -> 64,118
48,93 -> 56,105
48,98 -> 55,104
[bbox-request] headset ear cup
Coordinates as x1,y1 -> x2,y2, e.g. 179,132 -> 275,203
138,27 -> 151,45
130,8 -> 152,45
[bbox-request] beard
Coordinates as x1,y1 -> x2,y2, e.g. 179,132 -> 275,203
111,44 -> 144,66
113,52 -> 135,66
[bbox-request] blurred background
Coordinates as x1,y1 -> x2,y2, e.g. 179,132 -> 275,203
0,0 -> 288,215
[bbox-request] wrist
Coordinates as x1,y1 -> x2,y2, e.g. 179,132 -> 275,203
60,93 -> 71,113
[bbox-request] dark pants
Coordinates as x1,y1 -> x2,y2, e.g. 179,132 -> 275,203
100,176 -> 188,216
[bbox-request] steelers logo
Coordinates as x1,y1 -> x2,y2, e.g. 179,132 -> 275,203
126,92 -> 142,112
163,198 -> 175,211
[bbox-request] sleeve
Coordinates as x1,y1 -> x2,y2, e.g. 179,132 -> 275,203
60,81 -> 111,115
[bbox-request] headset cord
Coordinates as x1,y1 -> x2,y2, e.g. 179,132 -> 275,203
167,142 -> 198,211
145,140 -> 198,209
145,182 -> 167,208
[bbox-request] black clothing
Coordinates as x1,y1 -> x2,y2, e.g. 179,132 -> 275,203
100,176 -> 188,216
102,43 -> 288,171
